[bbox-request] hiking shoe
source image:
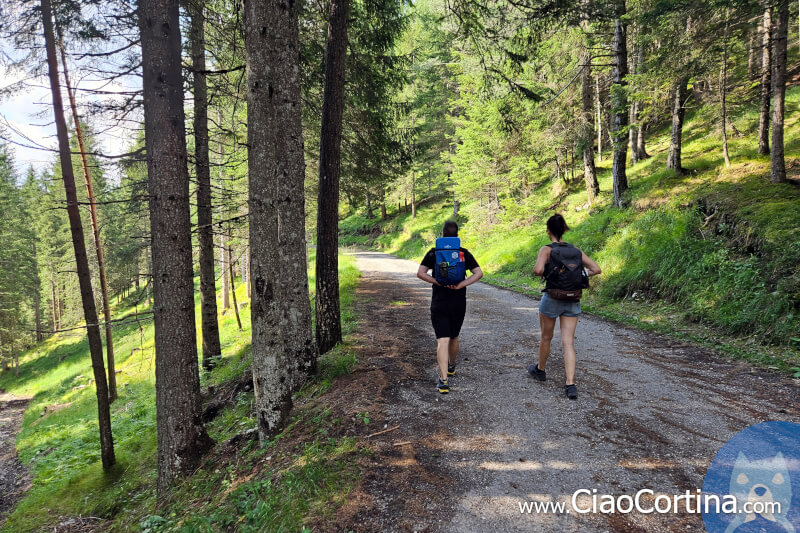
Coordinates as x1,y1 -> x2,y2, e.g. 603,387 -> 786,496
437,377 -> 450,394
565,384 -> 578,400
447,363 -> 457,376
527,364 -> 546,381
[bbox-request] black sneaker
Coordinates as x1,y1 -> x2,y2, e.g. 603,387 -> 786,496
565,384 -> 578,400
527,364 -> 546,381
437,377 -> 450,394
447,363 -> 456,377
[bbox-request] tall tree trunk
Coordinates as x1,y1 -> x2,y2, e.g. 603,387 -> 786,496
666,77 -> 688,174
189,1 -> 222,369
51,279 -> 58,332
33,243 -> 42,341
137,0 -> 213,491
227,231 -> 242,331
611,16 -> 629,207
411,172 -> 416,217
758,3 -> 772,155
315,0 -> 349,355
244,0 -> 317,443
748,27 -> 757,78
581,49 -> 599,205
220,237 -> 230,311
595,74 -> 603,162
56,25 -> 117,402
721,14 -> 731,168
770,0 -> 789,183
40,0 -> 114,469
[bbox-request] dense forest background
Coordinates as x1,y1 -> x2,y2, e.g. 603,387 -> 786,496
0,0 -> 798,529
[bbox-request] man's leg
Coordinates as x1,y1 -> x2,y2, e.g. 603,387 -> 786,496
537,313 -> 557,371
559,316 -> 579,385
448,337 -> 459,365
437,337 -> 451,380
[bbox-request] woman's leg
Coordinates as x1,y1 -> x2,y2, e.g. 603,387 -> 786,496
437,337 -> 450,380
559,316 -> 579,385
537,313 -> 557,371
448,337 -> 459,365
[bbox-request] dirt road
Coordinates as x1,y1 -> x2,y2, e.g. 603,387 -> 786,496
344,251 -> 800,532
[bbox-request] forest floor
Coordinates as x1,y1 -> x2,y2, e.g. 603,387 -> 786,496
339,251 -> 800,532
0,392 -> 31,525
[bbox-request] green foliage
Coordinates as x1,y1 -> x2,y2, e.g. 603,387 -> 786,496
0,254 -> 361,532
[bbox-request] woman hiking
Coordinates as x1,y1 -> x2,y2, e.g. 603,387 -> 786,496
528,214 -> 602,399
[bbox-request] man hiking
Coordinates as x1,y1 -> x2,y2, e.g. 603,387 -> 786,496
417,221 -> 483,394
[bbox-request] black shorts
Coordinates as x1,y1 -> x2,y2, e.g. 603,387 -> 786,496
430,303 -> 466,339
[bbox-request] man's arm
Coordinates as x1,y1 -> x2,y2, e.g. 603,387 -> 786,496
417,264 -> 440,286
447,267 -> 483,290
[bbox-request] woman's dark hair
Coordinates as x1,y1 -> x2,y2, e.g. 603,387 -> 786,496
442,220 -> 459,237
546,214 -> 569,240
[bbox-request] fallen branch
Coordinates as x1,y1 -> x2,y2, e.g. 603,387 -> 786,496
393,441 -> 412,447
366,425 -> 400,438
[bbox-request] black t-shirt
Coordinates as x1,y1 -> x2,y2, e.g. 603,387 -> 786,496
420,247 -> 479,308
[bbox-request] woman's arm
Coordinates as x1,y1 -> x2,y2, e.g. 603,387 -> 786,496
581,251 -> 602,277
533,246 -> 550,276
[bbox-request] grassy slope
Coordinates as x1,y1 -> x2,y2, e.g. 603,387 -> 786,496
0,253 -> 361,532
341,86 -> 800,372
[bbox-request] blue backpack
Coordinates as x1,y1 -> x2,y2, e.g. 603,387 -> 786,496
434,237 -> 466,285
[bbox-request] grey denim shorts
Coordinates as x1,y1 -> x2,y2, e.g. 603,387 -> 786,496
538,292 -> 581,318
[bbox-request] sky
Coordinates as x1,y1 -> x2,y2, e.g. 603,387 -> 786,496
0,47 -> 136,183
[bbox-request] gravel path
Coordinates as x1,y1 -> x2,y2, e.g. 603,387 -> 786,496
350,251 -> 800,532
0,392 -> 31,526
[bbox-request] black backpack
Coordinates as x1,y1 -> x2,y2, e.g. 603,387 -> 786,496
545,242 -> 589,297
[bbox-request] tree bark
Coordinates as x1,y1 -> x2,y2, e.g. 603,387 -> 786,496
758,3 -> 772,155
721,14 -> 731,168
770,0 -> 789,183
611,16 -> 628,207
666,77 -> 688,174
33,243 -> 42,341
51,279 -> 58,332
595,74 -> 603,162
581,49 -> 599,205
411,172 -> 416,217
748,27 -> 757,79
56,26 -> 117,402
189,1 -> 222,369
221,236 -> 230,311
315,0 -> 349,355
137,0 -> 213,491
244,0 -> 317,444
227,231 -> 242,331
40,0 -> 114,469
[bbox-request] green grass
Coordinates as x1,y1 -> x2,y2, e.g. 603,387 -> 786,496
341,85 -> 800,372
0,252 -> 362,532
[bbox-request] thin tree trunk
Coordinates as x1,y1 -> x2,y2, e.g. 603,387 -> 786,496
611,16 -> 629,207
666,77 -> 688,174
33,244 -> 42,341
381,202 -> 387,220
315,0 -> 349,355
244,0 -> 317,444
748,27 -> 757,78
771,0 -> 789,183
40,0 -> 114,469
758,3 -> 772,155
721,13 -> 731,168
581,49 -> 599,205
227,231 -> 242,331
138,0 -> 213,491
221,237 -> 230,311
595,74 -> 603,162
411,172 -> 416,217
56,25 -> 117,402
190,1 -> 222,369
51,279 -> 58,332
